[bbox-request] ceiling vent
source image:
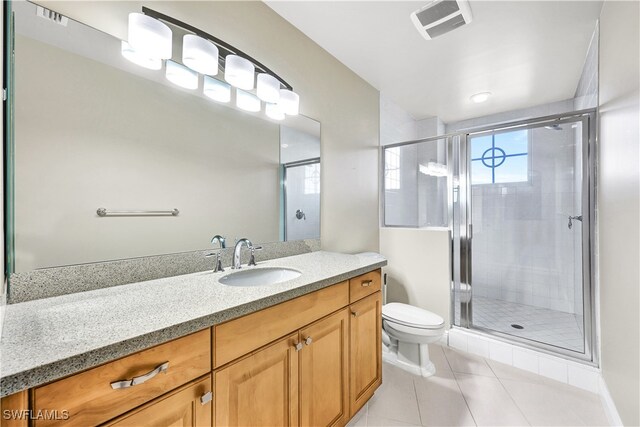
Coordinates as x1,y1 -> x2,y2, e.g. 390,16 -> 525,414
410,0 -> 472,40
36,6 -> 69,27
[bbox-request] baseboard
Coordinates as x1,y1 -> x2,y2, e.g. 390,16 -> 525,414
598,376 -> 624,426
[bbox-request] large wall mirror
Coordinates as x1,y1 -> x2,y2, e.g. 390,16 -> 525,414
7,1 -> 321,274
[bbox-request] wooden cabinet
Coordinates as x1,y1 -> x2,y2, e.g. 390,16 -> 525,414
349,270 -> 381,303
349,291 -> 382,417
0,391 -> 29,427
299,309 -> 349,427
215,333 -> 300,427
104,375 -> 212,427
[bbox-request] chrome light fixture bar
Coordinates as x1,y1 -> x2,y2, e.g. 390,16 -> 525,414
122,7 -> 300,118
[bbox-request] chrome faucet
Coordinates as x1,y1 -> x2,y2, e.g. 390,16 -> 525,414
232,238 -> 253,269
205,234 -> 226,272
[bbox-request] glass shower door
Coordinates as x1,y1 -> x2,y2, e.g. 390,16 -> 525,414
455,114 -> 594,360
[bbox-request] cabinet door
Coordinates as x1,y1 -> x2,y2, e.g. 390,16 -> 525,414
215,333 -> 299,427
299,309 -> 349,427
104,375 -> 212,427
349,291 -> 382,416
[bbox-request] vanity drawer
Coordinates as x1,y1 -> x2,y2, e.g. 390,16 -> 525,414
214,281 -> 349,367
349,269 -> 382,302
32,329 -> 211,427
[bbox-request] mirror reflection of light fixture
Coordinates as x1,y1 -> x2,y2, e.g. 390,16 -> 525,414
225,55 -> 255,90
419,162 -> 447,177
203,76 -> 231,103
182,35 -> 219,75
470,91 -> 491,104
121,41 -> 162,70
257,73 -> 280,103
265,103 -> 285,121
236,89 -> 261,112
165,60 -> 199,90
279,89 -> 300,116
128,13 -> 172,59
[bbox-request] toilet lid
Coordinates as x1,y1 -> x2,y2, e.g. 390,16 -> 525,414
382,303 -> 444,329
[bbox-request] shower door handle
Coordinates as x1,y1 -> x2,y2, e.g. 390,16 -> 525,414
568,215 -> 582,229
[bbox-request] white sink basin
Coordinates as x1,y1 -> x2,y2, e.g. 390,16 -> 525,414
219,267 -> 301,287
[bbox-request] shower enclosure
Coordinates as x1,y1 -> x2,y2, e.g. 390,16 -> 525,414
382,110 -> 596,362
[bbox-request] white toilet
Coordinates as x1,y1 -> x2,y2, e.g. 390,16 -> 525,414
381,302 -> 445,377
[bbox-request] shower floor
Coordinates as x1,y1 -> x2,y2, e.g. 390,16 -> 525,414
471,296 -> 585,353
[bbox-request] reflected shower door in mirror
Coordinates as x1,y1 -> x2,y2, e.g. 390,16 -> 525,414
7,1 -> 321,274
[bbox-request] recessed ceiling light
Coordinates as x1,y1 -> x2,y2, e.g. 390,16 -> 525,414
470,92 -> 491,103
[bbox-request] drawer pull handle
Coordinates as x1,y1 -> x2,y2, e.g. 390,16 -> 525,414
295,342 -> 303,352
200,391 -> 213,405
304,336 -> 313,346
110,362 -> 169,389
352,311 -> 359,317
361,280 -> 373,287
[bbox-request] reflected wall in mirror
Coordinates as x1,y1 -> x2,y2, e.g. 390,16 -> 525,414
8,2 -> 321,273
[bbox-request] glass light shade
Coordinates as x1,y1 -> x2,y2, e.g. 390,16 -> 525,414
279,89 -> 300,115
256,73 -> 280,103
128,13 -> 172,59
182,35 -> 219,75
203,76 -> 231,103
265,103 -> 285,121
224,55 -> 255,90
121,41 -> 162,70
165,60 -> 198,90
236,89 -> 261,112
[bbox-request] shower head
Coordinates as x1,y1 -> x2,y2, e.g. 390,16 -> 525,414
544,124 -> 563,131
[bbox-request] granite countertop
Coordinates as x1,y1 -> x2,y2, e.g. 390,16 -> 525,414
0,251 -> 386,397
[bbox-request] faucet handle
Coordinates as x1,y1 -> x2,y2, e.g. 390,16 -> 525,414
248,246 -> 263,267
205,251 -> 224,272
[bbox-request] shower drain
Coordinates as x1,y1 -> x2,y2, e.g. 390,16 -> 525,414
511,324 -> 524,330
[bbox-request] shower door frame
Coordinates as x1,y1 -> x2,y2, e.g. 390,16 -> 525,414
282,157 -> 321,241
453,109 -> 598,364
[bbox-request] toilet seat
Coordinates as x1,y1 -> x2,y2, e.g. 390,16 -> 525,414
382,303 -> 444,330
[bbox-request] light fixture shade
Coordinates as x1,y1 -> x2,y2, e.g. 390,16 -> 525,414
236,89 -> 261,112
279,89 -> 300,115
256,73 -> 280,103
128,13 -> 172,59
265,103 -> 285,121
165,60 -> 199,90
121,41 -> 162,70
203,76 -> 231,103
182,34 -> 219,75
224,55 -> 255,90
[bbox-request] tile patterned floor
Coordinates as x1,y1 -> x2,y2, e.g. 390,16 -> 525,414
472,297 -> 585,353
348,345 -> 609,427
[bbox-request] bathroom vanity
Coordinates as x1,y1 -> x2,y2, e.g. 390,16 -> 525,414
0,252 -> 385,426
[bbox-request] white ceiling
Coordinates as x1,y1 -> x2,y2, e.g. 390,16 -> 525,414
266,1 -> 602,123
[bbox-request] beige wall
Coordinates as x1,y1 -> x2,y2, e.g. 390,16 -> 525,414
598,1 -> 640,425
380,228 -> 451,328
31,0 -> 380,255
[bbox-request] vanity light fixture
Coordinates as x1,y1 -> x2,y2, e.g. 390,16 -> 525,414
123,7 -> 301,120
265,102 -> 285,121
279,89 -> 300,116
470,91 -> 491,103
257,73 -> 281,103
182,34 -> 219,75
127,13 -> 172,59
203,76 -> 231,103
236,89 -> 261,112
121,41 -> 162,70
166,60 -> 199,90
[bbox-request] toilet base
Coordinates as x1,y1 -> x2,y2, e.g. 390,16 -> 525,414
382,340 -> 437,378
382,351 -> 436,377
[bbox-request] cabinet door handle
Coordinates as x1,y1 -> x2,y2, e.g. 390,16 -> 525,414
361,280 -> 373,287
110,362 -> 169,389
294,342 -> 303,351
351,311 -> 359,317
200,391 -> 213,405
304,336 -> 313,346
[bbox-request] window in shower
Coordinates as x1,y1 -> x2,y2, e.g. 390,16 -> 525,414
304,163 -> 320,194
385,147 -> 401,190
471,130 -> 529,185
